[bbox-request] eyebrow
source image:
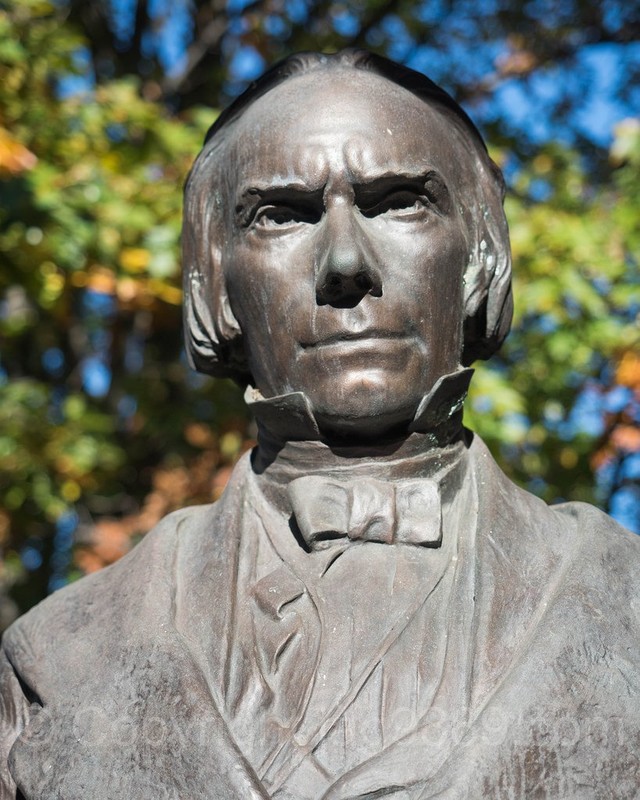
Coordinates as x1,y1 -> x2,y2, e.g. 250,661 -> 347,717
237,180 -> 322,204
355,168 -> 440,184
352,170 -> 441,193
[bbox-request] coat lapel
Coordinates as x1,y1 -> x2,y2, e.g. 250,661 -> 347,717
176,461 -> 323,780
464,435 -> 578,718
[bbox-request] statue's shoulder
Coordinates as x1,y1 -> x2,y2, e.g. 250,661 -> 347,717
548,498 -> 639,618
469,432 -> 638,614
3,452 -> 257,695
551,494 -> 638,549
470,431 -> 637,547
2,501 -> 224,684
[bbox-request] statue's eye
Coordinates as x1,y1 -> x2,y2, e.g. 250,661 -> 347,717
253,203 -> 321,230
360,191 -> 429,219
356,172 -> 451,220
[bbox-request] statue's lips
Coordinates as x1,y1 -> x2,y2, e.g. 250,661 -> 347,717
299,330 -> 414,351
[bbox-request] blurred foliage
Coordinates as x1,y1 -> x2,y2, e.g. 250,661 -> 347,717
466,129 -> 640,508
63,0 -> 640,134
0,0 -> 251,624
0,0 -> 638,626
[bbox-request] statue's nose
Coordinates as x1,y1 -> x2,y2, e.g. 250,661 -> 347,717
315,205 -> 382,306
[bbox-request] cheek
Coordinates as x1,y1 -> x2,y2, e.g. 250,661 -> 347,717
227,237 -> 315,326
429,236 -> 466,323
224,242 -> 311,391
381,221 -> 467,301
224,246 -> 275,332
398,225 -> 468,356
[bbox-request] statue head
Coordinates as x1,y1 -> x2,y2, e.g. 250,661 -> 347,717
183,50 -> 513,439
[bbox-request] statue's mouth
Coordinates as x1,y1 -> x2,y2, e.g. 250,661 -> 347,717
300,329 -> 411,349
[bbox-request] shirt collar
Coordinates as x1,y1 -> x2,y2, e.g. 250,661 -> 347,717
245,366 -> 474,454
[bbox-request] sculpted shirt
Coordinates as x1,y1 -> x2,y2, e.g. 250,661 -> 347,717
0,423 -> 639,798
222,437 -> 475,799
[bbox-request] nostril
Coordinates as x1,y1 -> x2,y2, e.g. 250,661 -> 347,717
354,271 -> 373,291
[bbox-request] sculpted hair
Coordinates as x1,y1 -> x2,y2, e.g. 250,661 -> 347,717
183,50 -> 513,381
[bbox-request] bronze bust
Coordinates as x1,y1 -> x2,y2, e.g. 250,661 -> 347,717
1,51 -> 638,800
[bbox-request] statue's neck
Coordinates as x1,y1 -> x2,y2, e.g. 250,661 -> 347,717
252,428 -> 468,486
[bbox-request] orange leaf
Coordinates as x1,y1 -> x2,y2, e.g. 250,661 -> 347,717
615,352 -> 640,390
611,425 -> 640,452
0,127 -> 37,175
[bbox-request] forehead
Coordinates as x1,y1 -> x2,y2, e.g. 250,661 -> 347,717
226,69 -> 463,188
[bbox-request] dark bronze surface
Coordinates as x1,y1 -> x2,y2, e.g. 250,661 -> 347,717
1,51 -> 638,800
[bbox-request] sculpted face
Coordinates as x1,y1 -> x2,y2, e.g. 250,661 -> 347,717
223,69 -> 471,438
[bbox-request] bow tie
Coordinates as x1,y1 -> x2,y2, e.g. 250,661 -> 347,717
287,475 -> 442,550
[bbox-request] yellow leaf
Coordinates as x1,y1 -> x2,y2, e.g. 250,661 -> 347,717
120,247 -> 150,273
61,480 -> 81,502
158,284 -> 182,305
559,447 -> 578,469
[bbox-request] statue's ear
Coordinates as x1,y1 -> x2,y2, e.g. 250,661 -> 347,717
182,179 -> 249,383
461,156 -> 513,365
